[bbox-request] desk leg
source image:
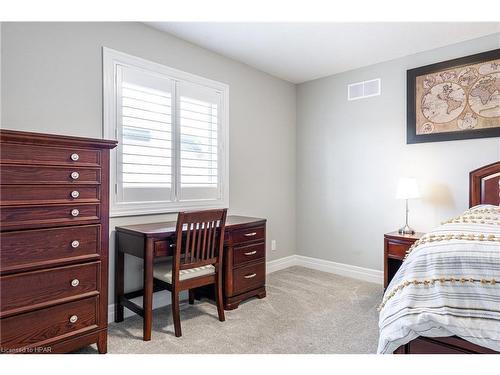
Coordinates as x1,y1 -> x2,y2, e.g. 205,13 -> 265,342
143,238 -> 154,341
115,235 -> 124,323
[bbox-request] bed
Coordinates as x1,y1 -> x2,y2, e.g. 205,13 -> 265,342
378,161 -> 500,354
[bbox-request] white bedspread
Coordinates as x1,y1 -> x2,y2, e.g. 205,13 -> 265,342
378,205 -> 500,353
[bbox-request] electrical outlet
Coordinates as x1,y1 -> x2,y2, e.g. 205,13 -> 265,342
271,240 -> 277,251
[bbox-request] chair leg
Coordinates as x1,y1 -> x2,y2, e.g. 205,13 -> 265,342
215,277 -> 225,322
188,289 -> 195,305
172,291 -> 182,337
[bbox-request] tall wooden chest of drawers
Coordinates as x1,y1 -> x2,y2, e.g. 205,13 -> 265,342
0,130 -> 117,354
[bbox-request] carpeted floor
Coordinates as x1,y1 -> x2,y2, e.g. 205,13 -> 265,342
76,266 -> 383,354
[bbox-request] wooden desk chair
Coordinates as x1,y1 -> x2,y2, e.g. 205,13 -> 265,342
153,208 -> 228,337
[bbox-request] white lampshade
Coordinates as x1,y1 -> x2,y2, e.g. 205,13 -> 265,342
396,177 -> 420,200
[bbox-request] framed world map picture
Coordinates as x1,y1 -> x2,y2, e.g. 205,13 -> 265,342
407,49 -> 500,144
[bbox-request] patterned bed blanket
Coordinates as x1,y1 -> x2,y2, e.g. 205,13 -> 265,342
378,205 -> 500,354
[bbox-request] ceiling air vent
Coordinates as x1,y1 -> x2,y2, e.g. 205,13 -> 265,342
347,78 -> 381,101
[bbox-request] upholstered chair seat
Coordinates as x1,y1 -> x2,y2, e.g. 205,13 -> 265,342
153,261 -> 215,284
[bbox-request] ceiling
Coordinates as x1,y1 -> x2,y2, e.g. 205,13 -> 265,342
146,22 -> 500,83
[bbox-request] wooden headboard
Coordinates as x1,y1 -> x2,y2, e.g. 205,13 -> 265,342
469,161 -> 500,207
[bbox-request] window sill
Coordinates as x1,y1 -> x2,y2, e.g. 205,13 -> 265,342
110,200 -> 228,218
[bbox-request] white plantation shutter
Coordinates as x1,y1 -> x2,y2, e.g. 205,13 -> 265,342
178,82 -> 221,201
117,65 -> 174,203
104,48 -> 228,216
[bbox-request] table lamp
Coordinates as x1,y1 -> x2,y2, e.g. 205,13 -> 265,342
396,177 -> 420,235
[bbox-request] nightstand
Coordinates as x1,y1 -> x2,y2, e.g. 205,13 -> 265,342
384,231 -> 424,288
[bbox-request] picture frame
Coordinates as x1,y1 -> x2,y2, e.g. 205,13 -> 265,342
407,48 -> 500,144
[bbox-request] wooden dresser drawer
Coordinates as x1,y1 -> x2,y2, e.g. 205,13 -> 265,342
233,261 -> 266,295
386,240 -> 410,259
233,242 -> 265,266
0,165 -> 101,185
1,225 -> 101,273
230,225 -> 265,244
0,185 -> 100,205
1,262 -> 99,317
1,203 -> 100,230
0,143 -> 101,166
0,296 -> 99,351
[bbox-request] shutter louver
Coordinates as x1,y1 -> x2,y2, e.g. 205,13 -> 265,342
117,66 -> 174,203
178,82 -> 221,201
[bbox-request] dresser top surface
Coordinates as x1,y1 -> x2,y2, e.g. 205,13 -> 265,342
0,129 -> 117,149
116,215 -> 266,237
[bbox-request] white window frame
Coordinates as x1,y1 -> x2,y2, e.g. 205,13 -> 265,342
103,47 -> 229,217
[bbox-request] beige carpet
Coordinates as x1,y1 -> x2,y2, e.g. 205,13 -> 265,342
76,266 -> 383,354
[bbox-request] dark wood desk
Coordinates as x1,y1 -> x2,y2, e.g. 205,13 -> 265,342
115,215 -> 267,340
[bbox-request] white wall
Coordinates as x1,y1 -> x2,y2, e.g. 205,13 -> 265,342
1,22 -> 296,309
296,33 -> 500,271
1,22 -> 499,301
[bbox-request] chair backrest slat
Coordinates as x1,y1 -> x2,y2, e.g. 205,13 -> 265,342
207,221 -> 214,259
195,222 -> 202,262
185,223 -> 191,262
172,209 -> 228,283
210,222 -> 218,258
190,223 -> 197,263
201,222 -> 208,261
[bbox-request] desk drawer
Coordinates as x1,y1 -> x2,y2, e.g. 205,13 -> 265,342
0,143 -> 101,166
1,203 -> 100,230
1,262 -> 99,317
233,261 -> 266,295
0,165 -> 101,185
230,225 -> 265,245
0,296 -> 99,350
233,242 -> 265,266
0,185 -> 100,205
154,240 -> 173,258
0,225 -> 101,273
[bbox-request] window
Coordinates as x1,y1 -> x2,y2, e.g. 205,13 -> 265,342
103,48 -> 228,216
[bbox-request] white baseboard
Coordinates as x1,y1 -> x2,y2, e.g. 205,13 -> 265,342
266,255 -> 297,274
266,254 -> 382,285
108,255 -> 382,323
294,255 -> 383,285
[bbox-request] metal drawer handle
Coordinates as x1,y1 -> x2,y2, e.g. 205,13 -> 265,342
244,232 -> 257,237
71,279 -> 80,287
69,315 -> 78,323
71,240 -> 80,248
244,273 -> 257,279
71,209 -> 79,217
70,171 -> 80,180
244,251 -> 257,256
70,153 -> 80,161
71,190 -> 80,198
